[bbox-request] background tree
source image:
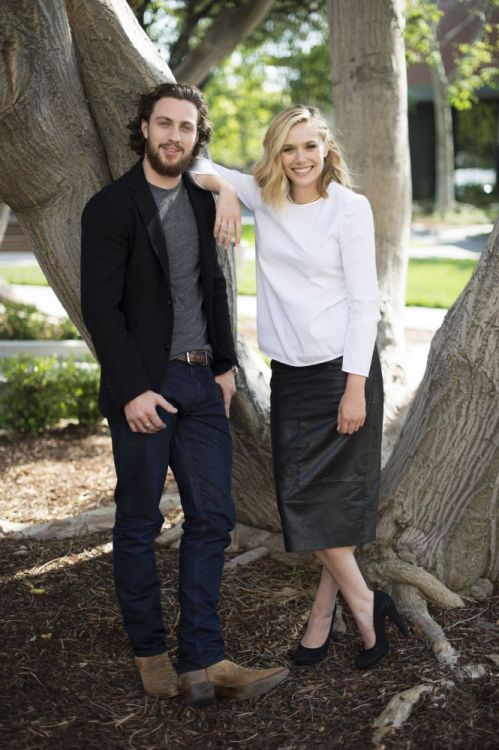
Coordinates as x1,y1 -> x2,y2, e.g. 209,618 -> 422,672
0,0 -> 497,664
202,55 -> 286,167
328,0 -> 412,414
0,204 -> 9,249
405,0 -> 499,215
129,0 -> 330,168
128,0 -> 276,86
329,0 -> 498,662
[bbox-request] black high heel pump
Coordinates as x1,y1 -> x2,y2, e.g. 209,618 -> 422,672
355,590 -> 409,670
294,604 -> 337,666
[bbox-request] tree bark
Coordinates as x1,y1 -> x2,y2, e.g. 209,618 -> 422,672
327,0 -> 412,416
0,0 -> 109,328
429,41 -> 455,216
428,0 -> 492,216
0,0 -> 280,530
172,0 -> 276,87
0,203 -> 10,248
365,219 -> 499,595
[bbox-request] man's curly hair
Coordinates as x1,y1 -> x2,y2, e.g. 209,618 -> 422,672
127,82 -> 212,158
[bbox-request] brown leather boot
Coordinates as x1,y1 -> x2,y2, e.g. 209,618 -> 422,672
135,652 -> 179,698
179,659 -> 289,706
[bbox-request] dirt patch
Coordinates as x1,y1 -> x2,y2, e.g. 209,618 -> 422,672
1,428 -> 498,749
1,531 -> 498,750
0,425 -> 178,525
0,425 -> 115,523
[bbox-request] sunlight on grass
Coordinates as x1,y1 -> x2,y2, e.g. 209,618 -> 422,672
0,250 -> 478,309
0,265 -> 48,286
237,257 -> 477,308
406,259 -> 477,308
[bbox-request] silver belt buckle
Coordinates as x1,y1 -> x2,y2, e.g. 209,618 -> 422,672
186,350 -> 193,365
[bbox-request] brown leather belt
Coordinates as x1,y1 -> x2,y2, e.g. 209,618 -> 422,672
174,350 -> 212,366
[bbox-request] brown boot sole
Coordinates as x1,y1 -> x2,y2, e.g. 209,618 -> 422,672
213,669 -> 289,701
180,680 -> 217,707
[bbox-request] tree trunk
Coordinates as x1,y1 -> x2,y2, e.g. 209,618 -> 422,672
0,0 -> 110,328
430,53 -> 455,216
328,1 -> 497,662
327,0 -> 412,417
0,0 -> 280,531
0,203 -> 10,248
367,219 -> 499,593
360,220 -> 499,661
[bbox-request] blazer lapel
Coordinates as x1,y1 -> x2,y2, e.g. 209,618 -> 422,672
127,161 -> 171,287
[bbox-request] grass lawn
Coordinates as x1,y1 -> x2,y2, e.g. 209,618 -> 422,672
406,258 -> 477,308
238,257 -> 478,308
241,224 -> 255,244
0,265 -> 48,286
0,256 -> 478,309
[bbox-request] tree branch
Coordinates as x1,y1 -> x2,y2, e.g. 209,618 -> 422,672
169,0 -> 220,71
65,0 -> 174,178
444,0 -> 493,84
172,0 -> 275,86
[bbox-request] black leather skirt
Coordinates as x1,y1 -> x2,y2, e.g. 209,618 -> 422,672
270,348 -> 383,552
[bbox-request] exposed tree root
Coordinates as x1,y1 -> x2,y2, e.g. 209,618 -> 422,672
372,679 -> 455,748
0,491 -> 181,541
0,505 -> 116,541
230,522 -> 284,554
456,663 -> 487,680
155,524 -> 183,547
371,559 -> 464,608
394,583 -> 459,666
225,546 -> 269,570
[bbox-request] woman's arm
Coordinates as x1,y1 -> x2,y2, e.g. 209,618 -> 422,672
337,373 -> 367,435
338,192 -> 380,376
336,192 -> 380,434
190,157 -> 261,247
194,173 -> 241,249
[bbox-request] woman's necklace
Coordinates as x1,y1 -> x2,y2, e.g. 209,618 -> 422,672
288,193 -> 321,205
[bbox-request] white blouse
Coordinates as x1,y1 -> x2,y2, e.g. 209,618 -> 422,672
191,158 -> 380,377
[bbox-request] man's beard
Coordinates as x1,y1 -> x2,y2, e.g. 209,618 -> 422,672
145,139 -> 194,177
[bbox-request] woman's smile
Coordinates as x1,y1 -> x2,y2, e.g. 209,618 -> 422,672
280,121 -> 326,201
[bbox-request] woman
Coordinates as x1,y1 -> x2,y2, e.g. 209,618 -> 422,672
191,105 -> 408,668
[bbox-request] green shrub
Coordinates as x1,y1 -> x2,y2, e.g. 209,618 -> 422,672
0,300 -> 81,340
0,355 -> 101,433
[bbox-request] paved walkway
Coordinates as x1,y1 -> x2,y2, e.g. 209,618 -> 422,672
410,222 -> 491,259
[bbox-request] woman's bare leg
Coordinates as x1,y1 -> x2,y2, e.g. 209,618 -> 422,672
315,546 -> 375,648
301,565 -> 339,647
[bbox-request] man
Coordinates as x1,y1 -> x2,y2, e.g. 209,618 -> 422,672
80,82 -> 288,706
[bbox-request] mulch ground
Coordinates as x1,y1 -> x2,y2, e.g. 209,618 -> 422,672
1,427 -> 498,750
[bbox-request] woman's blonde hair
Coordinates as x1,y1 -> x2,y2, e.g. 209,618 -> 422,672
253,105 -> 350,209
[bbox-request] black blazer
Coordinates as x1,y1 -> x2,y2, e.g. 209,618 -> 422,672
80,160 -> 237,420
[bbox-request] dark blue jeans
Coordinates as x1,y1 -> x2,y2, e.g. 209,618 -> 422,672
109,360 -> 235,673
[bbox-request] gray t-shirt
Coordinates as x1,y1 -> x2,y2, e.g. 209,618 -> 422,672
149,181 -> 212,360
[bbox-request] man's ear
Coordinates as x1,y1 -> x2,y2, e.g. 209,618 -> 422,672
141,119 -> 148,140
